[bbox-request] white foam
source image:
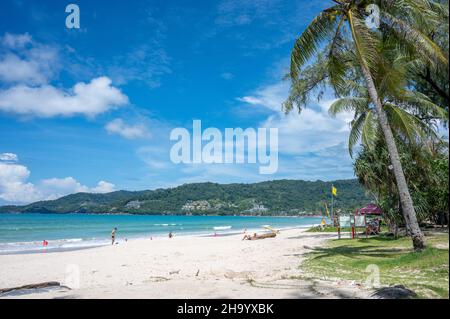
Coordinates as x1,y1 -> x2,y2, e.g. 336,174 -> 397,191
213,226 -> 232,230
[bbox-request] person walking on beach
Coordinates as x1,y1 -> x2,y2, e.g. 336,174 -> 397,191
111,227 -> 117,245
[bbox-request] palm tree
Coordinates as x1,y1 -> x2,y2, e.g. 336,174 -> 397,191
286,0 -> 448,250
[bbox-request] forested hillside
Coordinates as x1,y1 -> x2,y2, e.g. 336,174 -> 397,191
0,179 -> 370,215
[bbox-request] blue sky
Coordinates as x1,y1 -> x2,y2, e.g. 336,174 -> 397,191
0,0 -> 356,204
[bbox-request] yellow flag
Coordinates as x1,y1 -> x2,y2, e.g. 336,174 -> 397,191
332,186 -> 337,197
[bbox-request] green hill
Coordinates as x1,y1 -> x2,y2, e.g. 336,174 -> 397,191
0,179 -> 371,216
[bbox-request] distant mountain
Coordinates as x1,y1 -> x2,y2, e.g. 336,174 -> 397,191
0,179 -> 371,216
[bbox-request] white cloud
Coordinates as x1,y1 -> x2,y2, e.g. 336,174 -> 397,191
91,181 -> 116,193
41,178 -> 116,198
262,105 -> 352,154
0,54 -> 47,84
0,162 -> 42,203
0,33 -> 59,85
0,153 -> 18,162
1,33 -> 32,49
0,156 -> 116,204
0,34 -> 129,118
41,177 -> 89,196
105,118 -> 149,139
0,77 -> 129,118
238,82 -> 354,154
236,80 -> 356,180
237,81 -> 288,112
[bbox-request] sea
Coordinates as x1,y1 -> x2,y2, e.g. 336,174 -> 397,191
0,213 -> 324,254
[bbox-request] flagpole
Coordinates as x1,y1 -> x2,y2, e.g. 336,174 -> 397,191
331,184 -> 334,226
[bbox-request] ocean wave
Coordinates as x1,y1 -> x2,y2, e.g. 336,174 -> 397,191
213,226 -> 232,231
152,223 -> 182,226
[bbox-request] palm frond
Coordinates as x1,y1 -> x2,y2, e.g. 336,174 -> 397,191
347,9 -> 381,77
348,113 -> 366,157
329,97 -> 370,117
384,102 -> 429,143
400,90 -> 449,120
327,16 -> 350,94
361,110 -> 377,151
382,11 -> 448,68
290,6 -> 341,80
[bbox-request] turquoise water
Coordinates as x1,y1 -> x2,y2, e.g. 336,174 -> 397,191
0,213 -> 324,254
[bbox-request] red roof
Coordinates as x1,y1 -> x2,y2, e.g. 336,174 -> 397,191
357,204 -> 382,215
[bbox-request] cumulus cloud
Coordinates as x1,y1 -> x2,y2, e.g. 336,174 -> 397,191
41,178 -> 116,199
91,181 -> 116,193
40,177 -> 90,196
105,118 -> 149,139
0,153 -> 116,204
0,161 -> 42,203
0,77 -> 129,118
0,33 -> 129,118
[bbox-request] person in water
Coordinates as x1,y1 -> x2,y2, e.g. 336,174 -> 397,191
111,227 -> 117,245
169,232 -> 173,239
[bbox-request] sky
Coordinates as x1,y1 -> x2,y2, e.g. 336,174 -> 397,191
0,0 -> 357,205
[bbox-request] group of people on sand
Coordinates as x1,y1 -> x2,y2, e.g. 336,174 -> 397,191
111,228 -> 174,245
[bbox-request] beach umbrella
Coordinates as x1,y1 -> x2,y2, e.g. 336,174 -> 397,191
357,204 -> 383,216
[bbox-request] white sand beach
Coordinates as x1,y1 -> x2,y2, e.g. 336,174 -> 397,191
0,229 -> 372,299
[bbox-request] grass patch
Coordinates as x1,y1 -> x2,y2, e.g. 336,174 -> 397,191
306,225 -> 349,232
301,231 -> 449,299
306,225 -> 388,233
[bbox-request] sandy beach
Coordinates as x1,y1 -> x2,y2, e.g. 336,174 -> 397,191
0,228 -> 372,299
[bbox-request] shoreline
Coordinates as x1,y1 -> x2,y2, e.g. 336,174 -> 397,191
0,224 -> 320,256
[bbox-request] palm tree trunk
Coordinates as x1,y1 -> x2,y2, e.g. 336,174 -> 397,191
347,10 -> 425,251
359,63 -> 425,250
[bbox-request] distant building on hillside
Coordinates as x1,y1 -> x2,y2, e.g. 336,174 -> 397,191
244,203 -> 268,214
125,200 -> 142,209
182,200 -> 211,211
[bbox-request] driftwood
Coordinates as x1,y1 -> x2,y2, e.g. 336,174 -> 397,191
248,232 -> 277,241
0,282 -> 63,294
